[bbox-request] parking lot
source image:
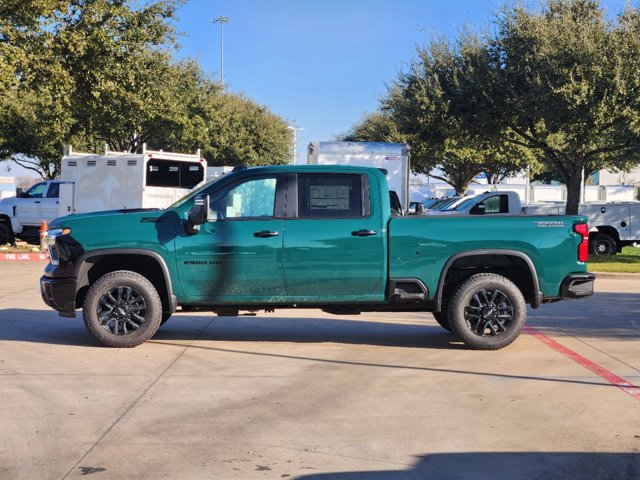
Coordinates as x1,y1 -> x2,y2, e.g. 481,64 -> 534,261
0,262 -> 638,479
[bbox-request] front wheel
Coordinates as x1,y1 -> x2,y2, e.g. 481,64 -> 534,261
83,270 -> 162,347
0,223 -> 15,245
448,273 -> 526,350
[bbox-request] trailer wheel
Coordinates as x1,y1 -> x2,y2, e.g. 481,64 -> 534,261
448,273 -> 526,350
589,233 -> 616,256
83,270 -> 162,347
0,222 -> 15,245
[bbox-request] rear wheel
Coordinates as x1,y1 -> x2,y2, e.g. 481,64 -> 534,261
448,273 -> 526,350
83,270 -> 162,347
589,233 -> 616,256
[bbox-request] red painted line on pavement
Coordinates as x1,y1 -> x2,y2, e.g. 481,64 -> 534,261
525,326 -> 640,401
0,253 -> 49,261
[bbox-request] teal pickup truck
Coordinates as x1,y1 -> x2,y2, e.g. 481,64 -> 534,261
40,165 -> 594,350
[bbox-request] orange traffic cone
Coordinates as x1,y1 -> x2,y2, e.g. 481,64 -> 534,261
39,220 -> 48,251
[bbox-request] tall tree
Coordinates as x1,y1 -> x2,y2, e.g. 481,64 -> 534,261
347,35 -> 531,195
341,111 -> 407,144
203,93 -> 291,166
0,0 -> 292,177
486,0 -> 640,213
0,0 -> 182,178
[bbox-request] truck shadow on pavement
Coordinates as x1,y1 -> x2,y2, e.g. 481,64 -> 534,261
292,451 -> 639,480
2,290 -> 638,349
0,308 -> 459,349
159,314 -> 462,350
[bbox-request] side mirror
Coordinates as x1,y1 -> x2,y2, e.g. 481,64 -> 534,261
16,188 -> 24,198
470,203 -> 486,215
186,195 -> 210,234
415,204 -> 425,215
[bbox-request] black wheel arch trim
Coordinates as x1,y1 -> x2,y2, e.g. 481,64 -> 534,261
74,248 -> 177,314
435,249 -> 542,311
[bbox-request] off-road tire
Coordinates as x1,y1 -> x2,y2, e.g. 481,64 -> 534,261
448,273 -> 526,350
83,270 -> 162,347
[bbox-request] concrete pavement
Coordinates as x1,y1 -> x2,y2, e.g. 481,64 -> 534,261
0,263 -> 638,479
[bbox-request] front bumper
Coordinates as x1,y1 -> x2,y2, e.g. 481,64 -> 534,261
40,275 -> 77,317
560,272 -> 595,299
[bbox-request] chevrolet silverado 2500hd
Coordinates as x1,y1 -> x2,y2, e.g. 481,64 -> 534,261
41,166 -> 594,350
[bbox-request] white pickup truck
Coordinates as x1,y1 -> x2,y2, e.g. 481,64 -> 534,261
0,180 -> 70,244
420,190 -> 639,255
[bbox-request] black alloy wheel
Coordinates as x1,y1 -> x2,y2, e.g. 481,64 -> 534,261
97,286 -> 148,336
463,287 -> 513,337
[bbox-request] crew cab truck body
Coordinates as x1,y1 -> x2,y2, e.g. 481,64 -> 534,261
41,165 -> 594,350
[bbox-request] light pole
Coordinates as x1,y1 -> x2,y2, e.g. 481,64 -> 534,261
211,16 -> 230,90
287,126 -> 303,165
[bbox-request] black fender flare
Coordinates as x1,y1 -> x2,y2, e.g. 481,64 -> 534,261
74,248 -> 177,313
435,249 -> 542,311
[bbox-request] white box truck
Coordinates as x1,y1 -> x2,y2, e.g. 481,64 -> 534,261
0,146 -> 206,244
307,142 -> 411,211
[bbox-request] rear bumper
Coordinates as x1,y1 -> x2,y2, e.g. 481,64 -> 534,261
40,275 -> 77,317
560,272 -> 595,299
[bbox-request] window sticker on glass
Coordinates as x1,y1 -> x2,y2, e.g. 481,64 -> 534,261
310,185 -> 350,210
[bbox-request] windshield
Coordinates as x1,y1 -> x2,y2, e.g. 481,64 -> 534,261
165,175 -> 225,210
446,197 -> 478,212
434,198 -> 461,211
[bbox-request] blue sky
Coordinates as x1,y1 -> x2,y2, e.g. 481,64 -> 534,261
177,0 -> 505,163
1,0 -> 630,177
176,0 -> 627,164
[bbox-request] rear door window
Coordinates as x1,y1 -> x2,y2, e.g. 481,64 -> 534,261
297,173 -> 366,218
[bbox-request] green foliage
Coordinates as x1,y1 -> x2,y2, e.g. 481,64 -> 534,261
203,94 -> 291,166
341,111 -> 407,144
486,0 -> 640,213
0,0 -> 291,178
345,0 -> 640,205
344,33 -> 535,195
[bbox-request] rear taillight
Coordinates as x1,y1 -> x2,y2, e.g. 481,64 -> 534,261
574,223 -> 589,262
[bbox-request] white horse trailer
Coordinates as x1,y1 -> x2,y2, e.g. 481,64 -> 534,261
59,146 -> 207,216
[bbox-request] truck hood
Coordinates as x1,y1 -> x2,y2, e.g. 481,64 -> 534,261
51,208 -> 181,252
50,208 -> 161,227
0,196 -> 17,210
